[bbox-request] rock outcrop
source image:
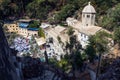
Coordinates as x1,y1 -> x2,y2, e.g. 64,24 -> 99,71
0,22 -> 68,80
99,57 -> 120,80
0,22 -> 22,80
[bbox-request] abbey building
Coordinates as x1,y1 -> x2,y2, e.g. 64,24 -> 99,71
66,2 -> 110,48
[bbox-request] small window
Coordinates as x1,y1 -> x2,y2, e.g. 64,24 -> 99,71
81,34 -> 82,36
34,34 -> 37,36
92,15 -> 94,18
84,35 -> 86,38
87,15 -> 90,18
83,15 -> 85,17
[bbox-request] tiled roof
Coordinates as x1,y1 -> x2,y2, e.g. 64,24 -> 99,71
79,26 -> 102,35
54,25 -> 66,33
82,2 -> 96,13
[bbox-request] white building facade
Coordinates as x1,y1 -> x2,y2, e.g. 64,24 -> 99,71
82,2 -> 96,27
66,2 -> 103,48
78,33 -> 89,48
80,2 -> 97,48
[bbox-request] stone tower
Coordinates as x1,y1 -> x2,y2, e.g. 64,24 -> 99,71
82,2 -> 96,27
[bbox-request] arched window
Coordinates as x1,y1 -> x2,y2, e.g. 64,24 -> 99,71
34,34 -> 37,36
83,14 -> 85,17
87,15 -> 90,18
86,24 -> 88,26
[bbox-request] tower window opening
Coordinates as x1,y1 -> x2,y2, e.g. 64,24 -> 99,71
83,15 -> 85,17
87,15 -> 90,18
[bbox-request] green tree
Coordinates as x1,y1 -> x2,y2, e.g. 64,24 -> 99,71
67,27 -> 75,36
87,31 -> 110,80
38,28 -> 45,38
113,27 -> 120,46
26,0 -> 53,20
100,3 -> 120,31
65,30 -> 83,79
54,4 -> 76,22
57,36 -> 62,43
28,20 -> 40,28
85,45 -> 96,62
58,58 -> 70,72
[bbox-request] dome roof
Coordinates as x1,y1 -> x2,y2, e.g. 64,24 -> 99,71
82,2 -> 96,13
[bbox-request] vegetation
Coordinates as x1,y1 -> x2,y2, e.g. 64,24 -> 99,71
38,27 -> 45,38
49,57 -> 71,72
65,29 -> 83,73
26,0 -> 53,20
49,28 -> 83,74
114,27 -> 120,46
0,0 -> 28,19
100,3 -> 120,31
1,0 -> 120,24
54,4 -> 76,22
85,45 -> 96,62
67,27 -> 75,36
28,20 -> 40,28
85,31 -> 111,79
1,0 -> 120,79
85,31 -> 111,62
57,36 -> 62,43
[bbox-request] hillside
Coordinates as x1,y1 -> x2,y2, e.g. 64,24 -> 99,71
1,0 -> 120,25
1,0 -> 120,80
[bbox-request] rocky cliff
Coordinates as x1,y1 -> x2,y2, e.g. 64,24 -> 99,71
99,57 -> 120,80
0,22 -> 21,80
0,22 -> 68,80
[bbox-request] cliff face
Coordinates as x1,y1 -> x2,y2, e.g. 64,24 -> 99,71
0,22 -> 21,80
99,58 -> 120,80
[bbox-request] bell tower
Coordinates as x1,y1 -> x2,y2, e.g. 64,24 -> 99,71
82,2 -> 96,27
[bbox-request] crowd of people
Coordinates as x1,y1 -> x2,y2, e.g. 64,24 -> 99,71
11,37 -> 30,52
